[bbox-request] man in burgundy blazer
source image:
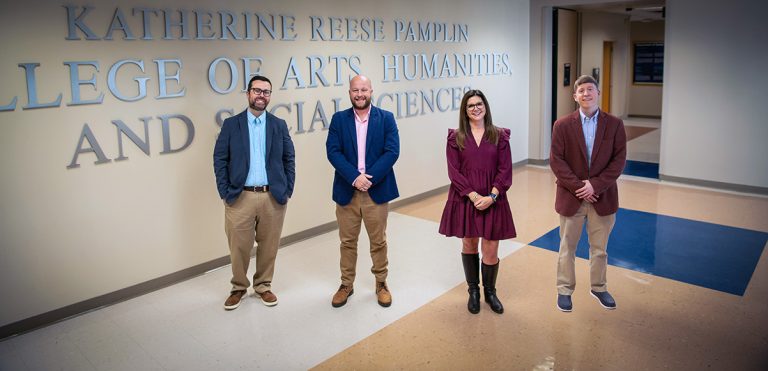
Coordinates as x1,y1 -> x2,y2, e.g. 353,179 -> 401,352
550,75 -> 626,312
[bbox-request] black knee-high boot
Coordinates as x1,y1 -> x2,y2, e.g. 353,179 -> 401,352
482,261 -> 504,314
461,253 -> 481,314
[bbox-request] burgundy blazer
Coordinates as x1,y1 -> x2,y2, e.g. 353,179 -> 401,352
550,110 -> 627,217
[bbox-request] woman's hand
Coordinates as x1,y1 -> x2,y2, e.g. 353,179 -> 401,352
474,196 -> 493,210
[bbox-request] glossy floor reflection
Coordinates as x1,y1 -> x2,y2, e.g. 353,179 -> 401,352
622,159 -> 659,178
624,117 -> 660,164
531,208 -> 768,295
623,118 -> 660,179
1,166 -> 767,371
315,166 -> 768,371
0,213 -> 525,371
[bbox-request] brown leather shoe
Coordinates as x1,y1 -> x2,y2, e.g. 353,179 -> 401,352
332,284 -> 354,308
376,282 -> 392,307
258,290 -> 278,306
224,290 -> 246,310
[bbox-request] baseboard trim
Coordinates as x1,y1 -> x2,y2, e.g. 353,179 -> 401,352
0,219 -> 344,341
0,255 -> 229,341
659,174 -> 768,196
1,175 -> 503,340
627,114 -> 662,119
389,158 -> 531,209
1,159 -> 552,340
390,185 -> 450,209
526,158 -> 550,166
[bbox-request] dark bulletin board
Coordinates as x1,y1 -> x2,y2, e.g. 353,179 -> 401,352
633,42 -> 664,84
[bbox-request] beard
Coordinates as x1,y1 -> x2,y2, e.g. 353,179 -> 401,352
351,96 -> 371,110
249,98 -> 268,112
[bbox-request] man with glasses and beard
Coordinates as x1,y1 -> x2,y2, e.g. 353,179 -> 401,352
214,75 -> 295,311
326,75 -> 400,308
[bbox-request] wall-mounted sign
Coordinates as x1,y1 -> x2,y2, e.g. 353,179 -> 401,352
633,42 -> 664,84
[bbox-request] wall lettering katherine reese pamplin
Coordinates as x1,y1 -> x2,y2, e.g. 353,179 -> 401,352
0,5 -> 515,169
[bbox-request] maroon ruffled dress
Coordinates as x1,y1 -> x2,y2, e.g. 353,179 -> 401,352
438,127 -> 516,240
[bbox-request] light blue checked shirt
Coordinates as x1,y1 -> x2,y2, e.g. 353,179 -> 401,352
579,109 -> 599,167
244,110 -> 268,187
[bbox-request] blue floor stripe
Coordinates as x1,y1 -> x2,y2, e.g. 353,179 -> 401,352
623,160 -> 659,178
530,208 -> 768,296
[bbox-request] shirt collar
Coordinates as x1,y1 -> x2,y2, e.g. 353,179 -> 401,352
247,110 -> 266,125
579,108 -> 599,123
353,106 -> 371,124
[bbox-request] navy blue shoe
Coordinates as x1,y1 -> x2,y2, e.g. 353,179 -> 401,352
557,294 -> 572,312
590,290 -> 617,309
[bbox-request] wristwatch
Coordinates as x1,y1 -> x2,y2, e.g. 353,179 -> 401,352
489,193 -> 498,203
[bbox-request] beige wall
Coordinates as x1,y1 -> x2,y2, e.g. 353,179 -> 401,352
528,4 -> 553,162
580,11 -> 630,117
531,0 -> 768,189
0,0 -> 530,327
556,8 -> 578,119
629,20 -> 664,116
528,0 -> 618,161
660,0 -> 768,188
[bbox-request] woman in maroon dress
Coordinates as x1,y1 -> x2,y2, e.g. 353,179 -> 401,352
439,90 -> 516,314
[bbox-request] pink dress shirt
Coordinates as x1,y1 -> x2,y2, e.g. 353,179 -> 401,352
354,107 -> 370,174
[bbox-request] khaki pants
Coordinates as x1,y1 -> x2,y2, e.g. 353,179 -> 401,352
557,201 -> 615,295
336,191 -> 389,287
225,191 -> 287,294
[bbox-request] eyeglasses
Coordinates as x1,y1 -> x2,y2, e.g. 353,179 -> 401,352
249,88 -> 272,97
467,102 -> 484,110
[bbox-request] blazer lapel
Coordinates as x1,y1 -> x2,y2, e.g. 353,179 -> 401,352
590,111 -> 608,164
238,111 -> 251,168
365,107 -> 378,158
345,109 -> 358,155
265,113 -> 274,162
571,112 -> 589,165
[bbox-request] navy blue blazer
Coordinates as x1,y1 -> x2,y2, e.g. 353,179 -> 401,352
326,106 -> 400,206
213,109 -> 295,205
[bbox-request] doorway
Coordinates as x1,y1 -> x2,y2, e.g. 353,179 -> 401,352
601,41 -> 613,113
551,7 -> 578,127
547,3 -> 665,179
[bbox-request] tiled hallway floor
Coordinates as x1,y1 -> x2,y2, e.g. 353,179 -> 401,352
1,166 -> 767,370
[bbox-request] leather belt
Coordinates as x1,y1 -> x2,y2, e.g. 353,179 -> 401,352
243,185 -> 269,192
